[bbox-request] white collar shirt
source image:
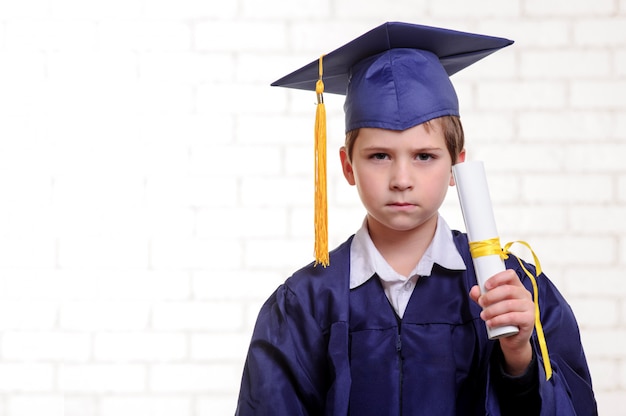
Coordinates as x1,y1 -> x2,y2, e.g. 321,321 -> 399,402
349,215 -> 467,318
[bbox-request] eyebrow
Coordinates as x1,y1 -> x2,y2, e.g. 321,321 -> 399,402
360,146 -> 445,153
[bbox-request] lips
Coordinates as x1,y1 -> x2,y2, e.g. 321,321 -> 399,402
388,202 -> 415,208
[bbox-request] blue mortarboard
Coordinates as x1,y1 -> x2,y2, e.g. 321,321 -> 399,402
273,21 -> 513,132
271,22 -> 513,266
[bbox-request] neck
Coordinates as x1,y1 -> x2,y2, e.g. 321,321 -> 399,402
367,214 -> 439,277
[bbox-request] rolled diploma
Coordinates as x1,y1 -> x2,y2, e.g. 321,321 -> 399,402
452,161 -> 519,339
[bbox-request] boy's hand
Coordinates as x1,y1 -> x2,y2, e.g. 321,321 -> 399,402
469,269 -> 535,376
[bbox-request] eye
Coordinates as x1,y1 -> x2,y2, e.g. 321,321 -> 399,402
416,153 -> 434,161
370,152 -> 389,160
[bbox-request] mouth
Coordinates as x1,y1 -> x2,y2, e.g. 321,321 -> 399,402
388,202 -> 415,208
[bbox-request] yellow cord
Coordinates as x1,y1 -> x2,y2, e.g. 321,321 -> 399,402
314,55 -> 329,267
469,238 -> 553,380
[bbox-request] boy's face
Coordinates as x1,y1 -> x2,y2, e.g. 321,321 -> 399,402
340,123 -> 464,238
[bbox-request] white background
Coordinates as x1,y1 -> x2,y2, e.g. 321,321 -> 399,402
0,0 -> 624,415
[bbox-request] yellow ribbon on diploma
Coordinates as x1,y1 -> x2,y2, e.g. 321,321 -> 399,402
469,237 -> 553,380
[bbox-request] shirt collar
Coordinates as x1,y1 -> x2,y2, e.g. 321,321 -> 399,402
349,215 -> 467,289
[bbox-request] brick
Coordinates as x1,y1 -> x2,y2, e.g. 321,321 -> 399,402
430,0 -> 521,17
194,21 -> 287,52
595,390 -> 626,416
457,111 -> 516,142
525,0 -> 615,16
574,18 -> 626,47
150,238 -> 243,269
291,206 -> 364,241
495,205 -> 567,235
94,270 -> 190,300
619,176 -> 626,202
60,364 -> 146,393
58,237 -> 149,269
5,19 -> 97,50
582,328 -> 626,358
196,207 -> 288,239
572,81 -> 626,109
619,235 -> 626,266
8,395 -> 64,416
615,111 -> 626,139
99,20 -> 191,51
95,332 -> 187,361
519,111 -> 613,141
101,396 -> 192,416
471,144 -> 564,173
240,176 -> 311,207
570,207 -> 626,233
0,236 -> 55,268
288,21 -> 374,54
0,364 -> 54,392
242,0 -> 330,18
0,0 -> 50,18
0,204 -> 55,241
477,81 -> 567,110
1,270 -> 70,300
0,51 -> 46,82
244,238 -> 312,269
48,51 -> 138,82
237,113 -> 310,145
152,301 -> 244,331
191,333 -> 250,360
568,298 -> 619,327
617,49 -> 626,77
237,52 -> 310,84
144,176 -> 227,211
140,51 -> 234,83
585,358 -> 619,390
2,331 -> 90,361
477,20 -> 570,48
521,174 -> 612,203
196,82 -> 286,116
64,397 -> 97,416
145,0 -> 237,19
197,396 -> 239,416
60,301 -> 150,330
138,113 -> 234,146
50,0 -> 144,19
189,144 -> 282,177
566,144 -> 626,172
192,269 -> 285,301
0,81 -> 45,116
0,301 -> 57,330
568,267 -> 626,297
150,363 -> 241,393
521,50 -> 611,78
51,172 -> 144,208
522,236 -> 615,266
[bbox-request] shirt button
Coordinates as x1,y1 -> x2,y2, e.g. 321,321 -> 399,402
404,282 -> 413,291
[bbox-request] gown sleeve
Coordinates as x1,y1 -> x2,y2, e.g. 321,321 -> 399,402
235,283 -> 329,416
487,258 -> 598,416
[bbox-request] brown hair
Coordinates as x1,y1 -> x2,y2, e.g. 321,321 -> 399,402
344,115 -> 465,164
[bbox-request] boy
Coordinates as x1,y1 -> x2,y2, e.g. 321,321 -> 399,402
236,22 -> 596,415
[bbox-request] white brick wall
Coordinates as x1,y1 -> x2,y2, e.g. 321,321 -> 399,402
0,0 -> 623,415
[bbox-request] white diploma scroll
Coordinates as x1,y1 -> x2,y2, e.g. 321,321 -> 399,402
453,161 -> 519,339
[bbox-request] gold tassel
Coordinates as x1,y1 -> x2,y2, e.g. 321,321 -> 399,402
314,55 -> 329,267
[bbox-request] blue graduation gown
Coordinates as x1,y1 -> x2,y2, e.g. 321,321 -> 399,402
236,231 -> 597,415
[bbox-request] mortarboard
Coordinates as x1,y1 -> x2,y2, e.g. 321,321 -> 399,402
272,22 -> 513,266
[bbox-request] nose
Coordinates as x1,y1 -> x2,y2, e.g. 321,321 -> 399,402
390,160 -> 413,191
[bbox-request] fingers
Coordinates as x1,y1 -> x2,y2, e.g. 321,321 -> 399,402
470,270 -> 535,331
483,269 -> 523,291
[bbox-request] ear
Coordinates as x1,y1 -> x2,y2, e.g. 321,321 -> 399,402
449,149 -> 466,187
340,147 -> 356,186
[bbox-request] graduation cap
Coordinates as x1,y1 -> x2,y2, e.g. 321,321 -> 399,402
272,22 -> 513,266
